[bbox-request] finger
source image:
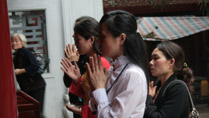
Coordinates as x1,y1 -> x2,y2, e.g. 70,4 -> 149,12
72,44 -> 76,53
64,49 -> 69,58
60,67 -> 67,73
98,55 -> 103,70
67,43 -> 72,54
89,56 -> 95,72
66,105 -> 72,111
86,63 -> 93,80
74,61 -> 79,70
149,81 -> 154,88
61,59 -> 70,69
76,51 -> 80,56
86,63 -> 94,89
93,54 -> 99,71
65,58 -> 73,68
104,67 -> 108,77
153,86 -> 157,92
65,45 -> 70,55
61,60 -> 72,73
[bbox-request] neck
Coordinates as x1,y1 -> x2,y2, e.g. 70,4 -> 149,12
88,49 -> 96,57
159,71 -> 174,87
112,50 -> 124,61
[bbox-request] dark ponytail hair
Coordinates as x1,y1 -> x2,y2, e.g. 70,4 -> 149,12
74,17 -> 100,55
100,10 -> 150,86
178,65 -> 194,93
156,41 -> 194,93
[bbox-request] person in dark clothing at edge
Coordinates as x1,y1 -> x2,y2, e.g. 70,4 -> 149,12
144,41 -> 194,118
63,54 -> 88,118
61,16 -> 110,118
63,16 -> 93,118
11,33 -> 46,118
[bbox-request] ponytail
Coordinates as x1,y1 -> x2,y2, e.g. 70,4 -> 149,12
176,66 -> 194,93
125,32 -> 150,80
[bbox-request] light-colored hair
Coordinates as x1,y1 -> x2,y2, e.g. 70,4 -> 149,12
12,33 -> 27,47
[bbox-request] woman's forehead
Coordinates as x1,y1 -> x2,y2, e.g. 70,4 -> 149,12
152,48 -> 164,56
12,35 -> 20,40
100,24 -> 111,36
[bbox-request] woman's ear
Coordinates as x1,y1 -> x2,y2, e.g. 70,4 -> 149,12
89,36 -> 95,45
169,58 -> 175,68
119,33 -> 126,45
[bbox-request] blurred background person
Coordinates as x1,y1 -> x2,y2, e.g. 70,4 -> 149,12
144,41 -> 194,118
11,33 -> 46,118
61,16 -> 110,118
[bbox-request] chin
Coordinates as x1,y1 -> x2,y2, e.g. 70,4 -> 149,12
151,72 -> 157,77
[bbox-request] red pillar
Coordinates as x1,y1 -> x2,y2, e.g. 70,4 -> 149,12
0,0 -> 18,118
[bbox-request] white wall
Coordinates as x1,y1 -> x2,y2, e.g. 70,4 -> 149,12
7,0 -> 103,118
62,0 -> 103,45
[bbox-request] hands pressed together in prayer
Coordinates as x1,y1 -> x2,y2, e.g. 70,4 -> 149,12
86,54 -> 108,90
61,43 -> 81,83
61,58 -> 81,83
65,43 -> 80,62
61,44 -> 108,91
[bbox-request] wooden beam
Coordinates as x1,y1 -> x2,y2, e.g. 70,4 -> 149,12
104,3 -> 205,16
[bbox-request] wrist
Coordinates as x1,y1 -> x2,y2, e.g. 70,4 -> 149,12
19,69 -> 22,75
95,85 -> 105,90
73,76 -> 81,84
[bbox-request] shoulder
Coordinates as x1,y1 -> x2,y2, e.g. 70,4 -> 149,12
100,57 -> 109,64
100,57 -> 110,69
21,48 -> 33,55
165,80 -> 188,96
125,64 -> 145,77
123,64 -> 146,84
169,80 -> 187,89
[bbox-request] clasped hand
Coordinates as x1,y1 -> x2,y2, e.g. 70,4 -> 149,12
86,54 -> 108,90
65,43 -> 79,62
61,58 -> 81,84
149,81 -> 157,97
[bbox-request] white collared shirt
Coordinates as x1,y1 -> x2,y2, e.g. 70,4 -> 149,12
89,55 -> 147,118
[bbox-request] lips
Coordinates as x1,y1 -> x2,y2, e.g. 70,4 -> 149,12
150,68 -> 155,72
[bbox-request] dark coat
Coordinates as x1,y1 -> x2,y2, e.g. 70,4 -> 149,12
13,48 -> 46,93
144,74 -> 190,118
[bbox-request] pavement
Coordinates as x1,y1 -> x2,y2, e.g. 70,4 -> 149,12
195,104 -> 209,118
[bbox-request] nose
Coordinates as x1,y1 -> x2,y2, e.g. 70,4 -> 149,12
149,60 -> 153,66
72,33 -> 75,38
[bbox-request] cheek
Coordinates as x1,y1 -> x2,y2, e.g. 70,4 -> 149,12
154,61 -> 161,68
77,41 -> 85,53
16,42 -> 22,48
101,40 -> 113,55
155,60 -> 169,74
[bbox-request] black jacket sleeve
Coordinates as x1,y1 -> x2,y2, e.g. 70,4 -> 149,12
22,48 -> 40,77
63,73 -> 72,87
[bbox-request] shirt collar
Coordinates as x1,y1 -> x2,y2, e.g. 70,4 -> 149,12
112,55 -> 129,70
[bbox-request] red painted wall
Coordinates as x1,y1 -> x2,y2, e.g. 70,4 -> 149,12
0,0 -> 18,117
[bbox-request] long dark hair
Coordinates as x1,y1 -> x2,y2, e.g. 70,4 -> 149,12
156,41 -> 194,92
74,17 -> 100,55
100,10 -> 150,85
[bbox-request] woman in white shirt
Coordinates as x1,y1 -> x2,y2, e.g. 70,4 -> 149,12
86,10 -> 149,118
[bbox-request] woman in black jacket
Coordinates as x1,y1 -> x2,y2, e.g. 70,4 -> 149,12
144,41 -> 194,118
11,33 -> 46,118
